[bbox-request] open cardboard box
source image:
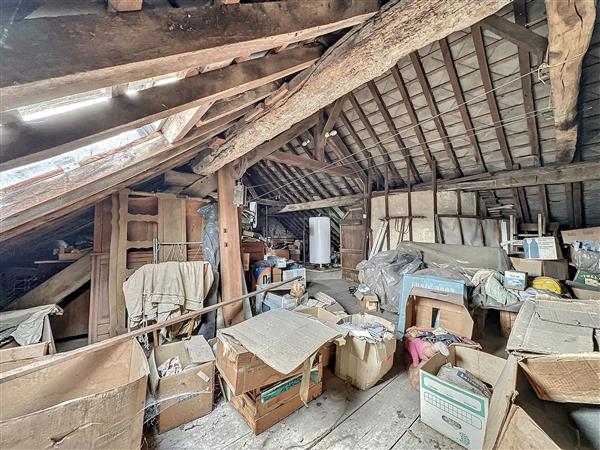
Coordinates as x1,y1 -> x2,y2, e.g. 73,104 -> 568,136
149,336 -> 215,433
420,347 -> 582,450
335,313 -> 396,390
405,287 -> 474,339
0,339 -> 148,449
295,306 -> 344,366
506,298 -> 600,404
0,316 -> 55,372
509,256 -> 568,280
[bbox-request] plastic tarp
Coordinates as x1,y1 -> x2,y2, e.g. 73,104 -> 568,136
0,304 -> 62,346
197,204 -> 219,339
357,250 -> 422,313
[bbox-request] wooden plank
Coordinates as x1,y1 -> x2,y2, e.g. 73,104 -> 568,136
0,277 -> 301,384
265,150 -> 360,179
275,194 -> 363,213
1,47 -> 321,170
0,109 -> 247,239
513,0 -> 541,164
217,164 -> 244,326
182,174 -> 218,198
479,14 -> 547,59
108,0 -> 143,12
162,102 -> 215,143
545,0 -> 596,163
438,38 -> 485,169
0,1 -> 379,110
409,52 -> 462,177
471,24 -> 514,170
9,253 -> 92,310
195,0 -> 511,175
389,65 -> 437,176
366,80 -> 421,184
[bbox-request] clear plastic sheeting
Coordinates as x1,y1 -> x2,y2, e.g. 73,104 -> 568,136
357,250 -> 422,313
197,203 -> 220,340
571,242 -> 600,274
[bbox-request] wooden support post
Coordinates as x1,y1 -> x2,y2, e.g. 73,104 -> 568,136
363,172 -> 372,260
407,173 -> 413,241
432,161 -> 438,243
217,163 -> 244,326
385,165 -> 390,250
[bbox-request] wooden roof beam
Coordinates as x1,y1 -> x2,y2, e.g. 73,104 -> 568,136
265,150 -> 361,180
195,0 -> 511,176
479,13 -> 547,59
1,47 -> 321,171
0,0 -> 379,110
545,0 -> 596,163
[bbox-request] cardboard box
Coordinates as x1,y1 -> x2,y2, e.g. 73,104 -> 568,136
506,299 -> 600,404
0,341 -> 51,373
573,269 -> 600,287
243,253 -> 251,271
399,275 -> 468,333
273,249 -> 290,259
0,339 -> 149,450
230,359 -> 322,435
503,270 -> 527,291
420,347 -> 514,450
561,226 -> 600,244
509,257 -> 568,280
405,287 -> 474,339
335,313 -> 396,390
523,237 -> 562,260
295,306 -> 343,366
216,333 -> 305,396
282,268 -> 306,287
570,283 -> 600,300
149,336 -> 215,433
261,292 -> 300,312
271,267 -> 282,282
354,290 -> 379,312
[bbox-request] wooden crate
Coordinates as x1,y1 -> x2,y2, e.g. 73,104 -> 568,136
230,359 -> 323,435
499,310 -> 518,338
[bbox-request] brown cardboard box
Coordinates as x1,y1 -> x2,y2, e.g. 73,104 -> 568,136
507,298 -> 600,404
216,333 -> 304,396
405,289 -> 474,338
509,257 -> 569,280
230,357 -> 323,435
242,253 -> 250,271
149,336 -> 215,433
0,341 -> 51,373
561,226 -> 600,244
273,249 -> 290,259
295,306 -> 343,366
271,267 -> 282,282
0,339 -> 148,450
354,291 -> 379,312
335,313 -> 396,390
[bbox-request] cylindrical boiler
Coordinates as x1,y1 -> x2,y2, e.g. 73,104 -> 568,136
309,217 -> 331,264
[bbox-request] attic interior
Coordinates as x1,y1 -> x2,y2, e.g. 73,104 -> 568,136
0,0 -> 599,448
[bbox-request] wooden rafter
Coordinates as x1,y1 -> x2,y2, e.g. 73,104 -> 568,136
347,92 -> 404,184
389,65 -> 438,177
0,0 -> 379,110
545,0 -> 596,163
196,0 -> 511,175
265,150 -> 360,180
409,52 -> 463,177
438,38 -> 486,170
471,24 -> 514,170
1,47 -> 321,170
366,80 -> 422,184
479,14 -> 547,60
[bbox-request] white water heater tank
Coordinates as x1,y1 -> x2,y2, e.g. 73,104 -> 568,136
309,217 -> 331,264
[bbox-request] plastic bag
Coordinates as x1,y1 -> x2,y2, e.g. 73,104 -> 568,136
357,250 -> 422,313
572,242 -> 600,274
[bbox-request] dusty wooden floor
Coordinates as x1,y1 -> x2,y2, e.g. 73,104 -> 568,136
147,361 -> 462,450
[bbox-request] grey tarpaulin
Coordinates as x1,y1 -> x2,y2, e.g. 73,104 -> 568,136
357,250 -> 422,313
197,203 -> 219,339
0,304 -> 62,346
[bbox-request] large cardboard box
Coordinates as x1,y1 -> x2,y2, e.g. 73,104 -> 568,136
420,347 -> 515,450
216,333 -> 305,396
509,256 -> 568,280
354,290 -> 379,312
335,313 -> 396,390
523,237 -> 562,260
0,339 -> 149,449
230,357 -> 323,435
296,306 -> 343,366
561,226 -> 600,244
0,315 -> 55,372
149,336 -> 215,433
405,287 -> 474,339
506,298 -> 600,404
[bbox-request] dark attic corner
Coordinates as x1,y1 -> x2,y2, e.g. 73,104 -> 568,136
0,0 -> 598,449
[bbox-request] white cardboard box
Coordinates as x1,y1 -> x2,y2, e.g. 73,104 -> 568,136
419,347 -> 514,450
522,237 -> 562,260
